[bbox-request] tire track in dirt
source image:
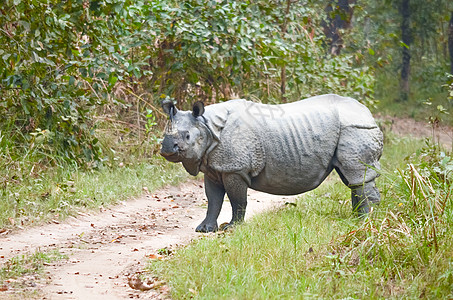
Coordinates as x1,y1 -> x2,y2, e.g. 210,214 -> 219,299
0,179 -> 296,299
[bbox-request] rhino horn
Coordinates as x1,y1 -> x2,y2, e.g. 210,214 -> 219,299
162,99 -> 178,118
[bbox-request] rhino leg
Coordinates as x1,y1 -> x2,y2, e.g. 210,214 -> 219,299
351,180 -> 380,215
196,176 -> 225,232
333,126 -> 383,215
223,173 -> 248,226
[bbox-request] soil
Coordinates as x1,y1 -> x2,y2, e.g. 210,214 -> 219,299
378,115 -> 453,149
0,116 -> 451,299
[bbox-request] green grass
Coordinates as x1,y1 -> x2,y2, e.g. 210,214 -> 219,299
0,250 -> 66,282
147,135 -> 453,299
0,156 -> 188,229
0,249 -> 67,298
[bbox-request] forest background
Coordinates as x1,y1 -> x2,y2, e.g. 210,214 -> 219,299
1,0 -> 452,169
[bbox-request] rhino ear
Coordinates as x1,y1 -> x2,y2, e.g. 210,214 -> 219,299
162,99 -> 177,116
192,101 -> 205,118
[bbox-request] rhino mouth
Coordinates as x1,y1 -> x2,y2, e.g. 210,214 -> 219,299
160,151 -> 182,162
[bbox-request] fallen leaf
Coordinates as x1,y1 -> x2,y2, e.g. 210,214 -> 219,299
0,285 -> 8,291
110,235 -> 123,243
128,275 -> 164,291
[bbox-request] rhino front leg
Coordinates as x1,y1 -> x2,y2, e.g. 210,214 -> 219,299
351,180 -> 380,216
223,173 -> 248,226
196,176 -> 226,233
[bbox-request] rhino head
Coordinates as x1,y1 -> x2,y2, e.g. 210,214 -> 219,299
160,100 -> 213,176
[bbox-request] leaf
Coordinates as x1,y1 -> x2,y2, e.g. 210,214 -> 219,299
400,41 -> 409,49
69,76 -> 75,86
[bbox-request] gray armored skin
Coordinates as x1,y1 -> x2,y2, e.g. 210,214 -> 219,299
160,94 -> 383,232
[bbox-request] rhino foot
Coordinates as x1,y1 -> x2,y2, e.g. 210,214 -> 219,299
195,222 -> 218,233
351,181 -> 381,216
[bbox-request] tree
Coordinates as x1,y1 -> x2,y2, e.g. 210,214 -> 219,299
449,11 -> 453,74
323,0 -> 356,56
400,0 -> 411,101
0,0 -> 152,166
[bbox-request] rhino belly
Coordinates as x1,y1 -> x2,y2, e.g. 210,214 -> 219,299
250,161 -> 334,195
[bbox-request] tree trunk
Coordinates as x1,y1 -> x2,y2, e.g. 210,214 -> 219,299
280,0 -> 292,103
400,0 -> 411,101
448,11 -> 453,75
323,0 -> 356,56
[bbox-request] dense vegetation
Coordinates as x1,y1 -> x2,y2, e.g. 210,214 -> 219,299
1,0 -> 452,167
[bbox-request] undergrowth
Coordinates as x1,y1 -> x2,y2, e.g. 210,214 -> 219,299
148,135 -> 453,299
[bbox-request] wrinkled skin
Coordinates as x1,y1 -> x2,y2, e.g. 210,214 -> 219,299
160,95 -> 384,232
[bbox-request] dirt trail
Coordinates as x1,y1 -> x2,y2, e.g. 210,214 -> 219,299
378,115 -> 453,149
0,179 -> 295,299
0,116 -> 451,299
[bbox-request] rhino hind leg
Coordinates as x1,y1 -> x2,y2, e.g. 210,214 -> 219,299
333,126 -> 383,215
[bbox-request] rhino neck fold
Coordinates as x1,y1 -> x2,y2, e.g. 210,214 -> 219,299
182,159 -> 201,176
199,118 -> 218,170
182,118 -> 217,177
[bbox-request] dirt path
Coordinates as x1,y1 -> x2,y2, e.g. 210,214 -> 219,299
0,179 -> 296,299
378,115 -> 453,149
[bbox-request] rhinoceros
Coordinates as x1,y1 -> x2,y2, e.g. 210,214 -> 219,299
160,94 -> 383,232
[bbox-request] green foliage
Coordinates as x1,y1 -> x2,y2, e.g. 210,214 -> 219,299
0,0 -> 151,166
142,0 -> 375,106
347,0 -> 453,114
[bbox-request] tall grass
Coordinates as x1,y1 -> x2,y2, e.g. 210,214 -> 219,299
148,135 -> 453,299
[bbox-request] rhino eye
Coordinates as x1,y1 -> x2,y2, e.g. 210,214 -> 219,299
185,133 -> 190,140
